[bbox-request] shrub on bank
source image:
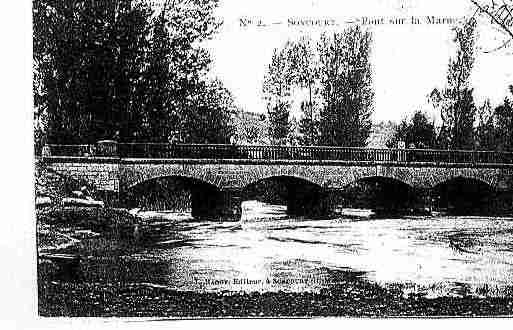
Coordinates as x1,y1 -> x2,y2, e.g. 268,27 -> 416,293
37,207 -> 138,237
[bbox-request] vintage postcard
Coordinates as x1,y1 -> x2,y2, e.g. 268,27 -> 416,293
33,0 -> 513,319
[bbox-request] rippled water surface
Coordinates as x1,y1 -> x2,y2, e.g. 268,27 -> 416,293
81,201 -> 513,297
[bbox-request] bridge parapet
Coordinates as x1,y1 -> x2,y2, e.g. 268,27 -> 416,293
44,143 -> 513,165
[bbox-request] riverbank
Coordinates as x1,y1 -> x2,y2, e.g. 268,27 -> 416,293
37,206 -> 143,253
38,273 -> 513,317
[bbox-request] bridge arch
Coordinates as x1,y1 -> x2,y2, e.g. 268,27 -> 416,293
126,174 -> 220,191
121,164 -> 224,191
432,176 -> 495,215
342,175 -> 413,190
124,175 -> 223,212
341,175 -> 418,214
430,173 -> 495,189
242,174 -> 322,191
241,174 -> 327,218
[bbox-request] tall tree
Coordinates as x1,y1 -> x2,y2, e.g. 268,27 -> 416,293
493,85 -> 513,151
298,100 -> 320,145
289,37 -> 320,145
34,0 -> 153,144
163,0 -> 222,142
262,45 -> 293,145
431,19 -> 478,150
139,7 -> 176,142
33,0 -> 229,147
317,27 -> 374,147
475,99 -> 497,150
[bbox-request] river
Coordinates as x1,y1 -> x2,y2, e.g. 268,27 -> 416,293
57,201 -> 513,299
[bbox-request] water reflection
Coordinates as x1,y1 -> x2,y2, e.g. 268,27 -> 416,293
63,201 -> 513,297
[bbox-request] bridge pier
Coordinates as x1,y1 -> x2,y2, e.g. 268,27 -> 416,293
191,188 -> 242,221
490,189 -> 513,215
217,189 -> 243,221
413,188 -> 435,215
286,185 -> 334,218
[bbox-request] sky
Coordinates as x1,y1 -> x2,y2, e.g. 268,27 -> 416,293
204,0 -> 513,123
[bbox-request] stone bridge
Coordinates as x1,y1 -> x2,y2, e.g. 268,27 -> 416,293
42,144 -> 513,220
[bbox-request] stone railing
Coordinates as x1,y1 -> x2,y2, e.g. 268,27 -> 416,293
43,142 -> 513,165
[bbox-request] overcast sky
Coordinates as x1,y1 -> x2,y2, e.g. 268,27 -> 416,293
204,0 -> 513,123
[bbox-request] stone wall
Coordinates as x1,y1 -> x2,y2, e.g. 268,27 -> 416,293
44,157 -> 513,193
42,157 -> 513,217
119,159 -> 513,191
44,158 -> 120,193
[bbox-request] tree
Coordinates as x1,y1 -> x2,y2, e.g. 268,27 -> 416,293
34,0 -> 153,144
33,0 -> 228,147
262,45 -> 294,145
387,111 -> 437,148
493,85 -> 513,151
232,112 -> 268,145
289,37 -> 320,145
180,79 -> 237,144
298,100 -> 320,145
138,7 -> 176,142
317,27 -> 374,147
163,0 -> 223,142
431,19 -> 478,150
475,87 -> 513,151
475,99 -> 497,150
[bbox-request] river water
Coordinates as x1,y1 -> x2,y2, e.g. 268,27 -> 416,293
73,201 -> 513,298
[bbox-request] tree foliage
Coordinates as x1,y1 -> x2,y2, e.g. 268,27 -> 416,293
475,99 -> 496,150
262,28 -> 374,147
262,45 -> 293,145
288,37 -> 320,145
317,27 -> 374,147
34,0 -> 151,143
476,87 -> 513,151
431,19 -> 478,150
387,111 -> 437,149
298,100 -> 320,145
179,79 -> 237,144
33,0 -> 233,147
493,87 -> 513,151
231,112 -> 268,145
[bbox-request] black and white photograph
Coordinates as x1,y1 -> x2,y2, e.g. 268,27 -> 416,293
26,0 -> 513,319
